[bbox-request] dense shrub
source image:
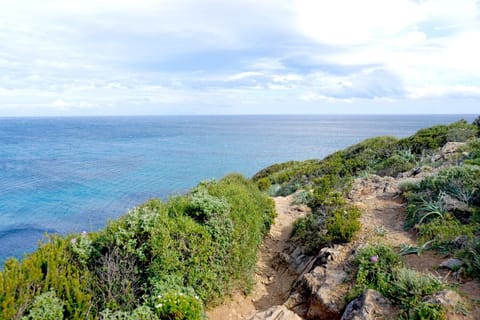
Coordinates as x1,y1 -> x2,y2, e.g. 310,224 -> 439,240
398,120 -> 478,154
153,290 -> 203,320
375,154 -> 416,177
0,174 -> 275,319
458,237 -> 480,278
472,115 -> 480,132
417,218 -> 475,253
0,236 -> 93,319
21,291 -> 64,320
292,186 -> 360,254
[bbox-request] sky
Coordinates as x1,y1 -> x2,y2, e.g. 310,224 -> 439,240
0,0 -> 479,116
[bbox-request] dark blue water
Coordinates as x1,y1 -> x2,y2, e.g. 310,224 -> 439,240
0,115 -> 475,264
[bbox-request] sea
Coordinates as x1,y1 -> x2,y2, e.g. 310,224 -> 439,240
0,114 -> 476,265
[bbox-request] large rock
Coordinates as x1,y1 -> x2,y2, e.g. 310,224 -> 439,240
439,258 -> 464,270
431,142 -> 465,163
341,289 -> 396,320
286,265 -> 347,319
249,306 -> 303,320
348,175 -> 399,201
424,290 -> 462,309
442,194 -> 470,213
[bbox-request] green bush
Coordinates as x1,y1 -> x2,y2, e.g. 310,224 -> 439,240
349,244 -> 446,319
458,237 -> 480,279
22,291 -> 64,320
0,236 -> 93,320
473,115 -> 480,133
325,206 -> 361,243
153,290 -> 204,320
293,187 -> 360,254
375,154 -> 416,177
462,139 -> 480,165
0,174 -> 275,318
418,218 -> 475,253
398,120 -> 478,154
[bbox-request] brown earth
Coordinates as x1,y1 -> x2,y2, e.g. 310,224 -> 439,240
207,195 -> 309,320
350,176 -> 480,320
209,174 -> 480,319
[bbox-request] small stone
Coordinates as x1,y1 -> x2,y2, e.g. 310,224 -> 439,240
451,236 -> 469,249
341,289 -> 396,320
249,306 -> 303,320
424,290 -> 462,309
439,258 -> 464,270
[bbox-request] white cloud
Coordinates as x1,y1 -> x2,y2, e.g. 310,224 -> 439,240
0,0 -> 479,115
229,72 -> 264,81
295,0 -> 423,45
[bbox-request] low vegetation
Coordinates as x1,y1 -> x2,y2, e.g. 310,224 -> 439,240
348,244 -> 448,319
254,119 -> 479,255
2,117 -> 479,319
0,174 -> 275,319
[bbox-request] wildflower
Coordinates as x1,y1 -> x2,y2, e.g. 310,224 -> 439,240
155,303 -> 163,308
370,255 -> 379,263
81,230 -> 88,237
71,238 -> 77,245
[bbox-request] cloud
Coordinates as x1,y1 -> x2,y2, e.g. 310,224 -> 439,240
0,0 -> 479,115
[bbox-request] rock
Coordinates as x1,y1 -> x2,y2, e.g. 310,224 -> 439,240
412,167 -> 422,176
451,235 -> 469,249
431,142 -> 465,162
341,289 -> 396,320
439,258 -> 464,270
442,194 -> 470,213
424,290 -> 462,309
249,306 -> 303,320
287,265 -> 347,319
348,175 -> 399,200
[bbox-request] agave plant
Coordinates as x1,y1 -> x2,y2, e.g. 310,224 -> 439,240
415,192 -> 449,225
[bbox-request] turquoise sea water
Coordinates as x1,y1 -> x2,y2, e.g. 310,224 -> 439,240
0,114 -> 476,264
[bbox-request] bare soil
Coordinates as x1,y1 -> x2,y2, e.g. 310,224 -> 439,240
207,195 -> 308,320
351,180 -> 480,320
209,178 -> 480,319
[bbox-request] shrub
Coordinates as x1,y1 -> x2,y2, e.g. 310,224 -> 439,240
0,236 -> 93,319
256,177 -> 271,192
293,190 -> 360,254
349,244 -> 446,319
457,237 -> 480,279
153,290 -> 204,320
325,206 -> 361,243
350,244 -> 403,297
472,115 -> 480,132
446,127 -> 478,142
462,139 -> 480,165
0,174 -> 275,318
398,120 -> 478,154
417,218 -> 475,253
375,154 -> 415,177
22,291 -> 64,320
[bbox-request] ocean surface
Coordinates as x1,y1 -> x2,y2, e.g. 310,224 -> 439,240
0,114 -> 476,264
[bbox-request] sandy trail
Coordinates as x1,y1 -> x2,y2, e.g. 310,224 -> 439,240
207,195 -> 307,320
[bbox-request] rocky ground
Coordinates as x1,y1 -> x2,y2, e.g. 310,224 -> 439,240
209,144 -> 480,319
207,196 -> 309,320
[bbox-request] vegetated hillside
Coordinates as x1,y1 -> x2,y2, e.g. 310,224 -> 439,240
0,175 -> 275,319
1,118 -> 479,320
252,118 -> 480,319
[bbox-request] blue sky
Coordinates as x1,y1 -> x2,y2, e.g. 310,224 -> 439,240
0,0 -> 479,116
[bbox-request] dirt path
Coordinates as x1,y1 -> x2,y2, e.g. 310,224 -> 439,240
350,177 -> 480,320
207,195 -> 308,320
